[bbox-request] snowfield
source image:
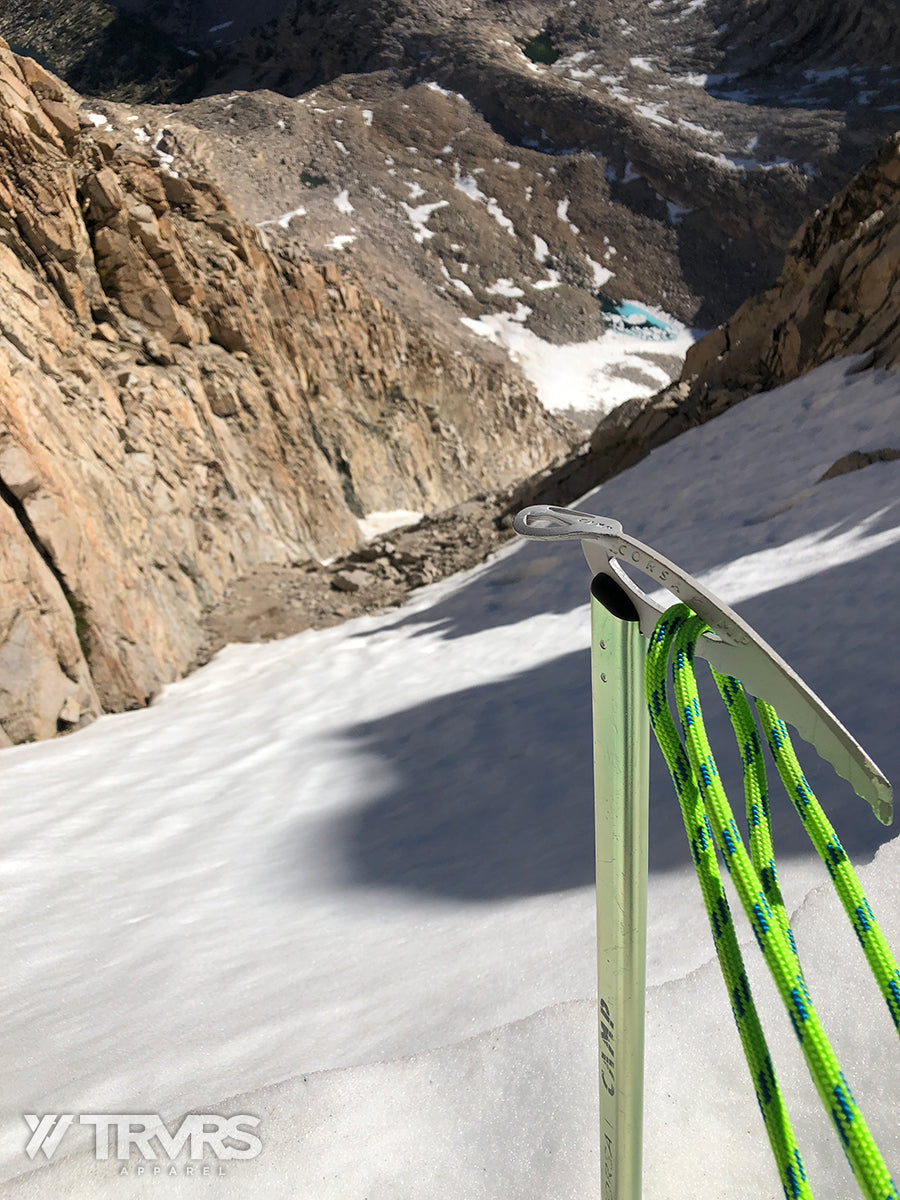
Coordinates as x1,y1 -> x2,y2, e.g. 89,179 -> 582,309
2,358 -> 899,1198
460,303 -> 697,417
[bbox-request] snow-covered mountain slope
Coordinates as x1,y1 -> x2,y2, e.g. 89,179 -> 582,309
3,356 -> 898,1197
81,78 -> 700,429
5,0 -> 899,339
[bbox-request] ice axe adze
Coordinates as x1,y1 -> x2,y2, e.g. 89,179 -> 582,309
513,504 -> 892,1200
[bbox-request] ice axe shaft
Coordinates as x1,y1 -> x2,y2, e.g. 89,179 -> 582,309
591,573 -> 649,1200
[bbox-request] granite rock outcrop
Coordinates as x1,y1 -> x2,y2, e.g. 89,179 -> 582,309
0,39 -> 572,744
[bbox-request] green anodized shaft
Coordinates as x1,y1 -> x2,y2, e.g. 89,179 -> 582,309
590,573 -> 650,1200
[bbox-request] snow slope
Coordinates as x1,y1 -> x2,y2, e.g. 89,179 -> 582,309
2,358 -> 899,1198
460,304 -> 697,416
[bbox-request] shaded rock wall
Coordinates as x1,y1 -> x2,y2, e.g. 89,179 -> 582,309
505,132 -> 900,515
717,0 -> 900,75
0,39 -> 570,743
587,132 -> 900,474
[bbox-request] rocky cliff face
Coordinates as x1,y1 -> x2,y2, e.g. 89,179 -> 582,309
675,134 -> 900,401
0,39 -> 571,745
586,132 -> 900,477
197,128 -> 900,657
717,0 -> 900,76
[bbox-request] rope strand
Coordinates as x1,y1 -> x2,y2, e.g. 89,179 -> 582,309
646,609 -> 812,1200
646,603 -> 899,1200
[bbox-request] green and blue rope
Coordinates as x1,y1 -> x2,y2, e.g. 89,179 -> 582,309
646,607 -> 812,1200
756,697 -> 900,1036
646,603 -> 899,1200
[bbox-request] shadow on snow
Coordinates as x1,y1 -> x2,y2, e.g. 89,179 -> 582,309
325,546 -> 899,903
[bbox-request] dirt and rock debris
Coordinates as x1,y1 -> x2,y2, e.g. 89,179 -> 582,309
196,495 -> 517,662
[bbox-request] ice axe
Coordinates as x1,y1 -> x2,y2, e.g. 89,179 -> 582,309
514,504 -> 893,1200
